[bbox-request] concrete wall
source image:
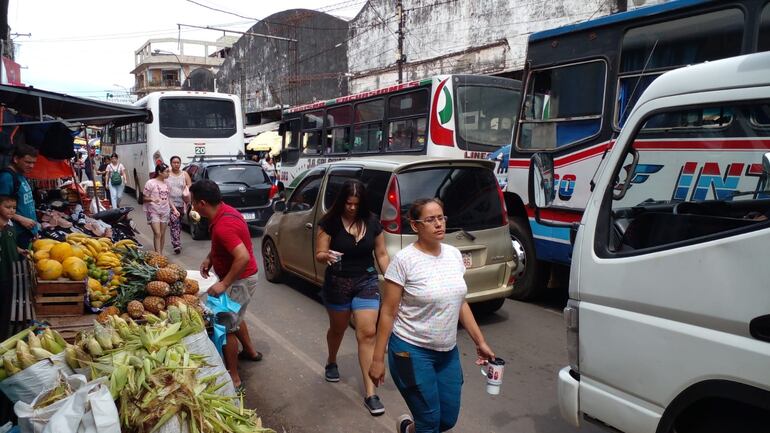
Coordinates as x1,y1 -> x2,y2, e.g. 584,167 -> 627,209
216,9 -> 349,118
347,0 -> 668,93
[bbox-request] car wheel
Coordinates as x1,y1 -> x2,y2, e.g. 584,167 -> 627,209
509,216 -> 550,301
470,298 -> 505,316
190,221 -> 207,240
262,237 -> 284,283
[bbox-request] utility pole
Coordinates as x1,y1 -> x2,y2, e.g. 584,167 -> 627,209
396,0 -> 405,84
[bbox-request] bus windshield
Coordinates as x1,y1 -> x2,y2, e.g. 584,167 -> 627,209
159,97 -> 237,139
457,85 -> 519,147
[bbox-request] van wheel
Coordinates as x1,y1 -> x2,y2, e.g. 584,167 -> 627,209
471,298 -> 505,316
509,217 -> 549,300
262,237 -> 284,283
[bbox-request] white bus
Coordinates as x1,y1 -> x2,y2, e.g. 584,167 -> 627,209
101,91 -> 244,203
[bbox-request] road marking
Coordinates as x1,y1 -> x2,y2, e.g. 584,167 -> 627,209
244,310 -> 397,430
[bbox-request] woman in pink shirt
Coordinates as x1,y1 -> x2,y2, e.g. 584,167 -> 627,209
143,163 -> 179,254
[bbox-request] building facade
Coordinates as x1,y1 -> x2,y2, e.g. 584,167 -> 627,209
131,36 -> 235,98
215,9 -> 349,124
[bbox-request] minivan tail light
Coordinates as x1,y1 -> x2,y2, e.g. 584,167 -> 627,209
496,183 -> 508,226
268,183 -> 278,200
564,300 -> 579,372
381,175 -> 401,234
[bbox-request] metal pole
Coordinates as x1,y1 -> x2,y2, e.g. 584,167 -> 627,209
396,0 -> 405,84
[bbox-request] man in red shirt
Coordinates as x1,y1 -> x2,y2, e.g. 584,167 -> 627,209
189,179 -> 262,390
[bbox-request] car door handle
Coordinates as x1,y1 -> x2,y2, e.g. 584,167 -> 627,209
750,314 -> 770,342
305,223 -> 313,229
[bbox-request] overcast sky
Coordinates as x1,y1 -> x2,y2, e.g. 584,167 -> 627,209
8,0 -> 364,101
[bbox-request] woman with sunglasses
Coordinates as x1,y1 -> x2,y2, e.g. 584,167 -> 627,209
143,162 -> 179,254
369,197 -> 495,433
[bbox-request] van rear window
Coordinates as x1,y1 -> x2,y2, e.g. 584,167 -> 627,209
397,167 -> 502,234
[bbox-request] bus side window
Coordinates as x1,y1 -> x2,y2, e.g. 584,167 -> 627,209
326,105 -> 352,154
386,90 -> 428,152
353,99 -> 384,154
302,111 -> 323,155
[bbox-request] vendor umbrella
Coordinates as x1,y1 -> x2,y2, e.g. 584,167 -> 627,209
246,131 -> 282,156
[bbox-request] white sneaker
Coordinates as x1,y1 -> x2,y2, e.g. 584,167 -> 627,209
396,414 -> 413,433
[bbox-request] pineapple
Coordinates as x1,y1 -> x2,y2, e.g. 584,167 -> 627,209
183,278 -> 199,295
169,281 -> 184,296
167,263 -> 187,281
165,296 -> 185,307
97,306 -> 120,323
126,300 -> 145,319
146,281 -> 170,297
142,296 -> 165,315
145,251 -> 169,268
155,267 -> 178,284
182,294 -> 200,307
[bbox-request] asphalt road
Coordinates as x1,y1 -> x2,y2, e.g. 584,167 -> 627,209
122,193 -> 604,433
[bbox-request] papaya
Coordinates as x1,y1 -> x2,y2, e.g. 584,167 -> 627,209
62,257 -> 88,281
33,250 -> 50,262
37,259 -> 63,280
49,242 -> 74,262
70,245 -> 87,260
32,238 -> 57,252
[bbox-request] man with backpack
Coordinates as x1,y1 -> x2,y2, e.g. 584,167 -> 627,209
0,144 -> 40,248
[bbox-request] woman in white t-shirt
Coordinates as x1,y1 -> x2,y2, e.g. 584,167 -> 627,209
369,198 -> 495,433
104,153 -> 126,209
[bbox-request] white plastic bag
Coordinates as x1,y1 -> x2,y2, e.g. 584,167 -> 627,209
15,376 -> 119,433
0,353 -> 75,403
182,331 -> 236,398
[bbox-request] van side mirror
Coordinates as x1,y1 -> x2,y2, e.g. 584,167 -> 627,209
278,123 -> 286,136
762,152 -> 770,176
273,200 -> 286,213
529,152 -> 555,208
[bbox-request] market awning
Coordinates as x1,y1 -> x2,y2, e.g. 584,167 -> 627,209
246,130 -> 282,156
0,84 -> 150,127
28,154 -> 74,180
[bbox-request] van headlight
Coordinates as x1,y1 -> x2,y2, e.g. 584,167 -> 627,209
564,300 -> 579,372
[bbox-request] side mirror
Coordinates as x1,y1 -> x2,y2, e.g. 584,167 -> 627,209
278,123 -> 286,136
273,200 -> 286,213
612,148 -> 639,200
762,152 -> 770,175
529,152 -> 555,208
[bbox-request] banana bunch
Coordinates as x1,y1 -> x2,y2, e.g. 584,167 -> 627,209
95,251 -> 121,269
113,239 -> 138,252
0,328 -> 70,380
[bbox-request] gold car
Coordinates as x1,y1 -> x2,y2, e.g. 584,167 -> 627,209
261,157 -> 518,314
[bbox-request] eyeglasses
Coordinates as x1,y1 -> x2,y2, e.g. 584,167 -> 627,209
413,215 -> 448,224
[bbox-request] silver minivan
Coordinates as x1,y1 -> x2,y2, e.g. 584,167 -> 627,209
261,156 -> 518,313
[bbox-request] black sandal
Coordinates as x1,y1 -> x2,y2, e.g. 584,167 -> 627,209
238,351 -> 263,362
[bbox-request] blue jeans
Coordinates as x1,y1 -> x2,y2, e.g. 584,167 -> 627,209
109,182 -> 125,209
388,334 -> 463,433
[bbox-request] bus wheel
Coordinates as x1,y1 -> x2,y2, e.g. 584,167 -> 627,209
509,216 -> 549,301
134,172 -> 144,204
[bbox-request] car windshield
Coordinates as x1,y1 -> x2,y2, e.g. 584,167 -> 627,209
397,166 -> 502,234
207,165 -> 268,186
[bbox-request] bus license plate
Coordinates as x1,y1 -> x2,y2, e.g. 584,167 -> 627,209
462,252 -> 472,268
241,212 -> 256,221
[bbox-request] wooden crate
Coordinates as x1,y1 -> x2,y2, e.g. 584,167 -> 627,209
31,266 -> 86,317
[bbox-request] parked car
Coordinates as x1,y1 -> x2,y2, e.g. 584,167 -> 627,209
183,157 -> 278,239
543,53 -> 770,432
261,156 -> 518,313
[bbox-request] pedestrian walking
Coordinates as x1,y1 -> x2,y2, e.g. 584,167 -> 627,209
369,198 -> 496,433
167,155 -> 191,255
190,179 -> 262,392
0,144 -> 40,249
104,153 -> 126,209
142,163 -> 178,254
315,180 -> 390,415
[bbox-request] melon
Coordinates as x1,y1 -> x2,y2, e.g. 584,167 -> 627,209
49,242 -> 74,262
32,238 -> 57,252
62,257 -> 88,281
37,259 -> 63,280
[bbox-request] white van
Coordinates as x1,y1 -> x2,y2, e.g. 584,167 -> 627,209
533,52 -> 770,432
